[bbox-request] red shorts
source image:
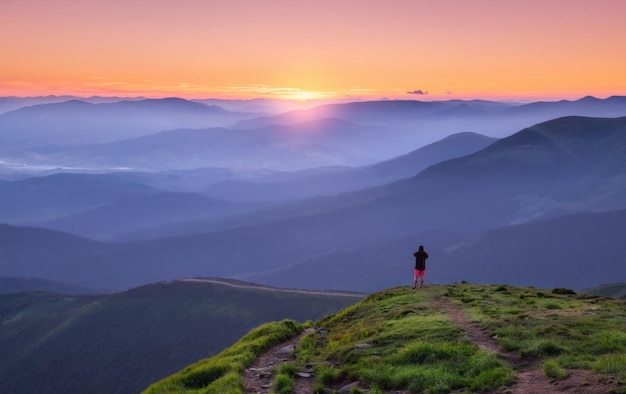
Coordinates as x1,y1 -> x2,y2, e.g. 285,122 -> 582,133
414,269 -> 425,277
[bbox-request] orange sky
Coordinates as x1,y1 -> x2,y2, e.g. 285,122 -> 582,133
1,0 -> 625,101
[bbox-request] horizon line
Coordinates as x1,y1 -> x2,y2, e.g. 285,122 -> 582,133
2,92 -> 624,104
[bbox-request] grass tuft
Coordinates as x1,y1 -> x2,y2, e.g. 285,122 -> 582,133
543,359 -> 568,381
314,364 -> 342,384
272,373 -> 294,394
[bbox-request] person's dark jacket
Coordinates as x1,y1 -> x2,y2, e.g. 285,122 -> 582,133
413,249 -> 428,271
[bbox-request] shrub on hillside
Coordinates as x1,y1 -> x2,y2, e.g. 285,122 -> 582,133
552,288 -> 576,295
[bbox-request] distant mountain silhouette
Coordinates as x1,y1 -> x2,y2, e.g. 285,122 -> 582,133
0,98 -> 254,148
232,99 -> 515,129
4,96 -> 625,173
0,96 -> 87,114
502,95 -> 626,118
233,96 -> 626,139
0,95 -> 154,114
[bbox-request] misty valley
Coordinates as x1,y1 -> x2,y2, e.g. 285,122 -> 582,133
1,95 -> 626,393
1,95 -> 625,293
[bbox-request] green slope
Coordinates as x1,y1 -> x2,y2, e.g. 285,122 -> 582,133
147,283 -> 626,393
0,278 -> 362,394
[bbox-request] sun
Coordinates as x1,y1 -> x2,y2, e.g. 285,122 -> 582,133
288,90 -> 328,101
276,88 -> 336,101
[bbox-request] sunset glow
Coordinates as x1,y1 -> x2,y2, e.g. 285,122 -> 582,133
1,0 -> 626,101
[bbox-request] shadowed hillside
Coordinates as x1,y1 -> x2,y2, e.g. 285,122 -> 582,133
0,278 -> 362,394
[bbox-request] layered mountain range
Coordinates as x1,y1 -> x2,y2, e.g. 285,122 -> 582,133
2,95 -> 626,172
0,95 -> 625,292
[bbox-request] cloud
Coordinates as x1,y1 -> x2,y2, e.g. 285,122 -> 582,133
407,89 -> 428,95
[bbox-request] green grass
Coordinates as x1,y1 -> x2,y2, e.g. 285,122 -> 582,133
272,373 -> 294,394
297,286 -> 515,393
444,282 -> 626,382
543,359 -> 568,381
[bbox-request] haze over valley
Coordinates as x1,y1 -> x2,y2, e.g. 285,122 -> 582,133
1,95 -> 625,293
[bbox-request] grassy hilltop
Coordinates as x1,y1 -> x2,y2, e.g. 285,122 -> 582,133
145,283 -> 626,393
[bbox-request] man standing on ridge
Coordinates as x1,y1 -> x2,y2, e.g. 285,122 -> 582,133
413,245 -> 429,289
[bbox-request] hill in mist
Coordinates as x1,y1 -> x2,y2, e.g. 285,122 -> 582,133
3,96 -> 626,173
202,131 -> 497,202
5,118 -> 397,171
0,130 -> 495,240
235,96 -> 626,138
0,98 -> 254,148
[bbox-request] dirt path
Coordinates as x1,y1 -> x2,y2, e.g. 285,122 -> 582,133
243,328 -> 316,394
434,296 -> 622,394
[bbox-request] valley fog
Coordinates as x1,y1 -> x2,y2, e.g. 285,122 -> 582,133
1,96 -> 626,293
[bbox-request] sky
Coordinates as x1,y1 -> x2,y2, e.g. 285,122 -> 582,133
1,0 -> 626,101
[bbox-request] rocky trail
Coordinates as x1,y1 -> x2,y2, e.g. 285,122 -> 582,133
243,328 -> 318,394
242,288 -> 622,393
